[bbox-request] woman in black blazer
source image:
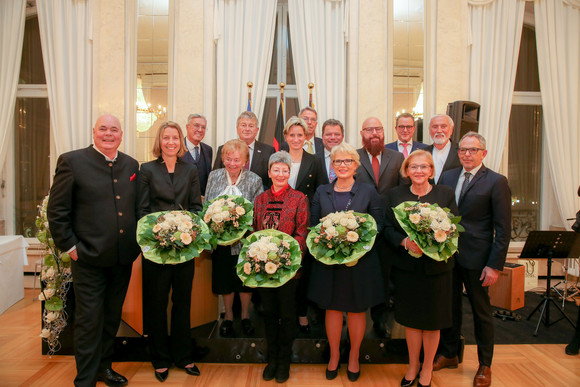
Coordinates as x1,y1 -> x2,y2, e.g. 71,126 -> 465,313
283,116 -> 328,333
307,143 -> 385,382
137,121 -> 203,382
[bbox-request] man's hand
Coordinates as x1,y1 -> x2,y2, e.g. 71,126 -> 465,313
480,266 -> 500,287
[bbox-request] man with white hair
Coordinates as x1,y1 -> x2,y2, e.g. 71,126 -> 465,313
424,114 -> 461,183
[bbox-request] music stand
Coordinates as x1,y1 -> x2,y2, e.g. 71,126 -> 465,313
520,231 -> 580,336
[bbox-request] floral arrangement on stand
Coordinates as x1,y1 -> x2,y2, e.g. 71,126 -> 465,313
306,210 -> 378,267
36,195 -> 73,355
393,201 -> 464,262
236,230 -> 302,287
137,210 -> 211,264
199,195 -> 254,248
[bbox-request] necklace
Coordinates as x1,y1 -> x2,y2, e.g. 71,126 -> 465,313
410,184 -> 432,198
335,180 -> 355,192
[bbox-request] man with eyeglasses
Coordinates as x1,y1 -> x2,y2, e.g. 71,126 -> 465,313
424,114 -> 461,183
435,132 -> 511,387
281,107 -> 325,160
183,114 -> 213,195
355,116 -> 404,338
385,112 -> 427,158
214,111 -> 275,189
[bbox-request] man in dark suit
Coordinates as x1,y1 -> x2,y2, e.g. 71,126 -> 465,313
47,115 -> 141,387
213,111 -> 275,189
385,112 -> 427,157
424,114 -> 461,183
355,116 -> 404,338
182,113 -> 213,196
320,118 -> 345,182
281,107 -> 325,160
436,132 -> 511,387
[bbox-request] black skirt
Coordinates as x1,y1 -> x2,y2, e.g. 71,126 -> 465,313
211,245 -> 252,294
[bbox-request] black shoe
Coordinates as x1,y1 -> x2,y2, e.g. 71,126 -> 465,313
154,369 -> 169,382
220,319 -> 234,337
262,362 -> 277,381
401,375 -> 417,387
325,364 -> 340,380
275,363 -> 290,383
184,364 -> 200,376
373,321 -> 390,339
96,368 -> 128,387
241,318 -> 255,336
565,339 -> 580,355
347,369 -> 360,382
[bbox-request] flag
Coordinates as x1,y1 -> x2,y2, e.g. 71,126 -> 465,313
273,97 -> 284,151
247,92 -> 252,111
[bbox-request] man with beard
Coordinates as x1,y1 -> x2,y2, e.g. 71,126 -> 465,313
424,114 -> 461,183
355,116 -> 404,338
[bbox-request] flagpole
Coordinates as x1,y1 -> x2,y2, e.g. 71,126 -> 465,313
279,82 -> 285,121
246,82 -> 253,111
308,82 -> 314,108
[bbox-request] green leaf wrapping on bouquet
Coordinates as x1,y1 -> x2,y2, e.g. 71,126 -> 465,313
393,201 -> 462,262
306,211 -> 378,266
137,210 -> 211,265
199,195 -> 254,248
236,229 -> 302,288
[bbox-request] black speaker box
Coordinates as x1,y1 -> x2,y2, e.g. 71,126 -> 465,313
446,101 -> 480,144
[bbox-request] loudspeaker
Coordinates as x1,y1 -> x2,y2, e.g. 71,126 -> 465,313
446,101 -> 480,144
489,263 -> 525,311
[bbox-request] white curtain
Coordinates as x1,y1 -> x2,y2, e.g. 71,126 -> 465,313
0,0 -> 26,173
37,0 -> 93,156
467,0 -> 525,171
214,0 -> 277,142
288,0 -> 347,132
535,0 -> 580,228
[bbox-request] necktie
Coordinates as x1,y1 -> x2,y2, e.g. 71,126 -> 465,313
193,146 -> 199,161
328,163 -> 337,183
306,140 -> 314,154
372,155 -> 380,184
402,143 -> 409,159
459,172 -> 472,200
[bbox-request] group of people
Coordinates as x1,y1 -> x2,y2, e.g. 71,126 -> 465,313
46,107 -> 511,387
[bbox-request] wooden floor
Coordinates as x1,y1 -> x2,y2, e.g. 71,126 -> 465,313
1,290 -> 579,386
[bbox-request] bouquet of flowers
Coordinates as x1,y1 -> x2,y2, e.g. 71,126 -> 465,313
306,210 -> 378,267
137,210 -> 211,264
36,194 -> 73,355
236,230 -> 302,288
393,201 -> 464,262
199,195 -> 254,248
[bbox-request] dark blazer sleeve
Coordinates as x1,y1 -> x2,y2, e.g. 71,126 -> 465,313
487,173 -> 511,270
137,163 -> 153,219
213,145 -> 224,170
310,186 -> 324,226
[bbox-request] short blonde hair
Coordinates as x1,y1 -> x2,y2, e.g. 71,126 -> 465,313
221,139 -> 250,163
152,121 -> 187,158
400,150 -> 435,179
330,142 -> 360,168
283,116 -> 307,136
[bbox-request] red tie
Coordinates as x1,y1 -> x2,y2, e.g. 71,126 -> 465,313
372,155 -> 380,184
402,143 -> 409,159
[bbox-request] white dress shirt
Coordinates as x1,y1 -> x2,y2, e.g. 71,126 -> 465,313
432,141 -> 451,183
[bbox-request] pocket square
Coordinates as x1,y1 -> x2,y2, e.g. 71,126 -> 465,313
130,173 -> 136,181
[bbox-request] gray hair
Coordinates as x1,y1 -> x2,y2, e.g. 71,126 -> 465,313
187,113 -> 207,124
428,114 -> 454,129
460,131 -> 487,149
236,111 -> 259,127
269,151 -> 292,170
283,116 -> 307,135
299,106 -> 317,119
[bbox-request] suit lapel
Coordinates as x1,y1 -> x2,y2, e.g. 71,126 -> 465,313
251,141 -> 263,169
296,152 -> 310,188
460,165 -> 487,204
358,150 -> 375,184
379,150 -> 392,178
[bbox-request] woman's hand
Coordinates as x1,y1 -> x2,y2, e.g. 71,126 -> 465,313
402,237 -> 422,256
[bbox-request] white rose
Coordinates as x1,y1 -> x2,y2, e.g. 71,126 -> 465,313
439,218 -> 451,232
346,219 -> 359,229
420,207 -> 431,217
322,219 -> 333,229
40,328 -> 51,338
38,288 -> 55,301
430,219 -> 441,231
265,262 -> 278,274
339,217 -> 349,227
256,251 -> 268,262
212,213 -> 224,223
346,231 -> 359,242
325,226 -> 338,238
45,312 -> 58,323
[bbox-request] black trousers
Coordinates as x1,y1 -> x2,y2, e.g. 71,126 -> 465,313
70,259 -> 132,387
143,258 -> 195,369
296,252 -> 315,318
259,280 -> 298,365
371,237 -> 391,324
438,264 -> 495,366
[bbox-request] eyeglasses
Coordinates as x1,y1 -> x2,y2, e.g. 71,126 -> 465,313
408,164 -> 431,171
332,159 -> 355,166
191,123 -> 206,130
397,125 -> 414,131
362,127 -> 384,134
458,147 -> 484,155
302,117 -> 317,123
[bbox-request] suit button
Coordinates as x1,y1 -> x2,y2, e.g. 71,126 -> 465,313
119,229 -> 124,234
307,185 -> 310,187
118,212 -> 123,216
116,195 -> 121,199
309,174 -> 312,177
114,179 -> 118,183
108,163 -> 113,167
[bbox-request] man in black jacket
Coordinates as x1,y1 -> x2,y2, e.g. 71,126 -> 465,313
48,115 -> 141,387
182,113 -> 213,196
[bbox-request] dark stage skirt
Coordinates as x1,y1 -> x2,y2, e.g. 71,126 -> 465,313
211,245 -> 251,294
392,265 -> 452,330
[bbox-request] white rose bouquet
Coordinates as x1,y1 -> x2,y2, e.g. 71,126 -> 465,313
236,230 -> 302,288
199,195 -> 254,248
306,210 -> 378,267
137,210 -> 211,264
393,201 -> 464,262
36,194 -> 73,355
